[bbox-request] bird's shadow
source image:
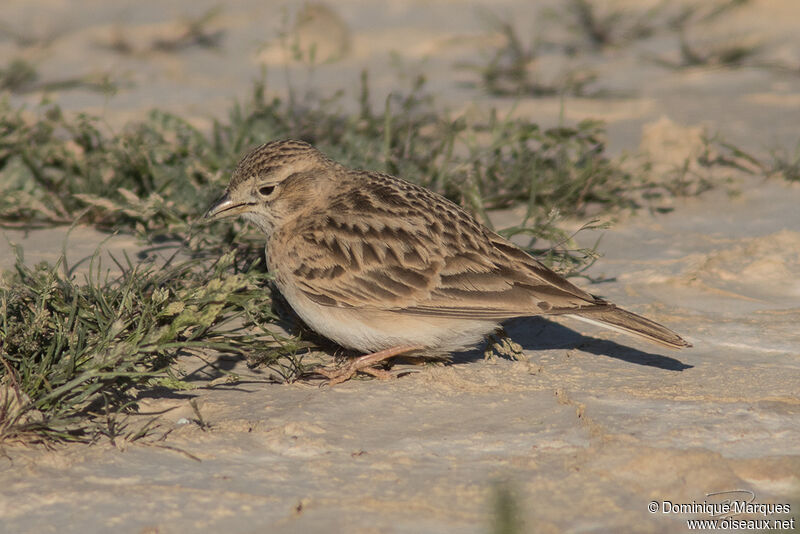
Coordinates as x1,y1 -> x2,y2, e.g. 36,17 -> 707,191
452,317 -> 693,371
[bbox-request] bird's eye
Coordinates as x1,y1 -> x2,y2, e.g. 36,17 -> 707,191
258,185 -> 275,197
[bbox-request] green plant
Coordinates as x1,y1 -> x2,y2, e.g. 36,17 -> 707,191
0,244 -> 297,443
459,18 -> 597,97
0,58 -> 120,95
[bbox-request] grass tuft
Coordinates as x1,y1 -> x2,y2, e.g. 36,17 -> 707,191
0,58 -> 121,95
458,16 -> 597,97
0,244 -> 291,444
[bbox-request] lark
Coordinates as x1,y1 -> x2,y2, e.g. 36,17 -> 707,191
205,140 -> 690,384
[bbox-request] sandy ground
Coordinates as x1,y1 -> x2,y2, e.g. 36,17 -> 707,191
1,1 -> 799,532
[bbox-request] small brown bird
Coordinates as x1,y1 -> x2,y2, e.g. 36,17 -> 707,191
205,140 -> 690,384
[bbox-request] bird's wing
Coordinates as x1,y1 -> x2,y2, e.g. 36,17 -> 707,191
277,175 -> 610,320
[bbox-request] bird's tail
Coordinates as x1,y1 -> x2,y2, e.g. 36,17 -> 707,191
568,307 -> 691,349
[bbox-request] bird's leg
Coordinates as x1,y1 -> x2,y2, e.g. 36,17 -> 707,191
315,345 -> 422,386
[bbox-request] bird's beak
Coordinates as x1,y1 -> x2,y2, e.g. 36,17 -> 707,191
203,193 -> 254,221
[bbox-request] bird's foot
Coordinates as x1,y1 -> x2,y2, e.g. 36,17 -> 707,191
313,345 -> 422,386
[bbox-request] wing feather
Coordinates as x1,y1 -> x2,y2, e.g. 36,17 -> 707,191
275,172 -> 606,320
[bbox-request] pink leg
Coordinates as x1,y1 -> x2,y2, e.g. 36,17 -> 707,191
315,345 -> 422,386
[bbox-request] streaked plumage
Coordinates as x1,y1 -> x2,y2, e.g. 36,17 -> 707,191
205,140 -> 690,379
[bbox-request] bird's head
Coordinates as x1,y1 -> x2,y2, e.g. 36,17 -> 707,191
204,139 -> 336,234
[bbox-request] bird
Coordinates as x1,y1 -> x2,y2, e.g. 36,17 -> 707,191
205,139 -> 690,384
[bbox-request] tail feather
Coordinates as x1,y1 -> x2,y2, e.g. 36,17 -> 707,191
568,307 -> 691,349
